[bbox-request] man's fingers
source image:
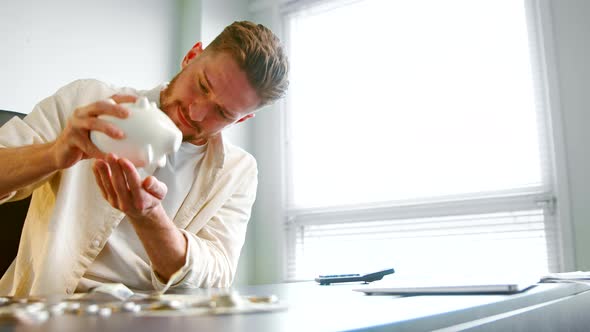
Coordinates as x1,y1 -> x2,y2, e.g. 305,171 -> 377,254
110,94 -> 137,105
107,154 -> 132,204
87,100 -> 130,118
80,136 -> 107,160
94,159 -> 118,207
142,176 -> 167,200
119,158 -> 143,198
68,132 -> 105,160
75,100 -> 129,119
71,116 -> 125,139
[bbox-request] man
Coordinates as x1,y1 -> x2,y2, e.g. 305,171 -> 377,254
0,21 -> 289,296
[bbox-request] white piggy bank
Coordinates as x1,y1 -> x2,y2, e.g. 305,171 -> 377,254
90,97 -> 182,174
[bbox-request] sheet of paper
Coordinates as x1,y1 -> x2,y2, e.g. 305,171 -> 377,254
540,271 -> 590,283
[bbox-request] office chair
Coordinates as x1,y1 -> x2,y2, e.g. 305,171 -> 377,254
0,110 -> 31,276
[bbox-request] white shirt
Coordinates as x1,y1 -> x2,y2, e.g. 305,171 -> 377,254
78,142 -> 207,291
0,79 -> 258,296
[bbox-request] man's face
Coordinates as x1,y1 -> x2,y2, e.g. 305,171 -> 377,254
160,50 -> 260,145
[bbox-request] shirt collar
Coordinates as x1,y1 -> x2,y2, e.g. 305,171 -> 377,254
141,83 -> 168,107
207,134 -> 225,169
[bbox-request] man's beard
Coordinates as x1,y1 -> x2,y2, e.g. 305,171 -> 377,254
160,74 -> 203,142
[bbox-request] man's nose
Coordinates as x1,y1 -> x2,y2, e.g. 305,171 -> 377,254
188,102 -> 209,122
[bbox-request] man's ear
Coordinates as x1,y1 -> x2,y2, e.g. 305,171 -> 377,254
181,42 -> 204,69
236,113 -> 255,124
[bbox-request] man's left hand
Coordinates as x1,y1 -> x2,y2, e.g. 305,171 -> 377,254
93,153 -> 168,222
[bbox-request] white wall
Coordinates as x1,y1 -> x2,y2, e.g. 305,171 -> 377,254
248,2 -> 287,284
0,0 -> 178,114
549,0 -> 590,270
178,0 -> 202,63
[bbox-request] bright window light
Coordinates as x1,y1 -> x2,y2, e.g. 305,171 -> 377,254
287,0 -> 542,209
284,0 -> 557,280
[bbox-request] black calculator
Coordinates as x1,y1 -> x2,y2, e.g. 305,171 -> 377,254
315,268 -> 395,285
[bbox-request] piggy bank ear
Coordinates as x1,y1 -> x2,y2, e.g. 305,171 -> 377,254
182,42 -> 204,69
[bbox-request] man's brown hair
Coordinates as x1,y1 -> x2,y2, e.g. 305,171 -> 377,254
206,21 -> 289,107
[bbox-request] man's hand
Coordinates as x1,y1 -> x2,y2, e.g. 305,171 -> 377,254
51,94 -> 136,170
93,154 -> 188,281
93,153 -> 168,223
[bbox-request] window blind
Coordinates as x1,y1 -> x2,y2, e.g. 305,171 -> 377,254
282,0 -> 560,280
287,208 -> 557,280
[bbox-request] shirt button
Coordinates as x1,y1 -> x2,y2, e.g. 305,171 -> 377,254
92,240 -> 101,248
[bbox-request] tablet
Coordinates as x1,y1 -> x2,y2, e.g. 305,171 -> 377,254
354,278 -> 538,295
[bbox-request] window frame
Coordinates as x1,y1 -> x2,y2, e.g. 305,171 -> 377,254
277,0 -> 574,281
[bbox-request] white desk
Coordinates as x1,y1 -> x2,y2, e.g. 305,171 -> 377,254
438,284 -> 590,331
6,281 -> 590,332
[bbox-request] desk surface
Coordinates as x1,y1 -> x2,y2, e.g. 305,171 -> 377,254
6,281 -> 590,332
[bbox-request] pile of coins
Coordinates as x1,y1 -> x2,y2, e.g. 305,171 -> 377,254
0,296 -> 150,324
0,292 -> 283,324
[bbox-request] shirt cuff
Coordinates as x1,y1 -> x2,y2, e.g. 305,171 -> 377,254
150,229 -> 193,292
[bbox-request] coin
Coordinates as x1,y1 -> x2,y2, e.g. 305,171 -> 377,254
210,293 -> 243,308
84,304 -> 100,315
247,295 -> 279,304
121,302 -> 141,313
98,307 -> 112,317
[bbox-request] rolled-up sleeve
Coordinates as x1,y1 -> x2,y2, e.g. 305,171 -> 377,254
0,82 -> 78,203
150,163 -> 258,290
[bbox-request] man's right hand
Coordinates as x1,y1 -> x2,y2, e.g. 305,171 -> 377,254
50,94 -> 136,170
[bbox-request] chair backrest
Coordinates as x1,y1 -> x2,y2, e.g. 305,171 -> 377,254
0,110 -> 27,126
0,109 -> 31,277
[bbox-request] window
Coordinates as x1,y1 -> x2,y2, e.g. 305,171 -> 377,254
283,0 -> 561,280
